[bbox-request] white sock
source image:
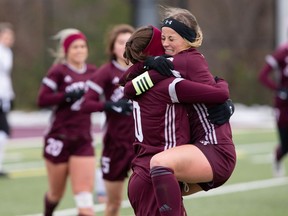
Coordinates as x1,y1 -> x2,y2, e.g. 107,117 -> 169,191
95,168 -> 106,195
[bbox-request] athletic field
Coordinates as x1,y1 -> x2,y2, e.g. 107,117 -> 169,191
1,109 -> 288,215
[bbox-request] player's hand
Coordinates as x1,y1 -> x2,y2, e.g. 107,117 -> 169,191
104,99 -> 133,115
144,55 -> 174,76
207,99 -> 235,125
277,88 -> 288,100
64,89 -> 85,103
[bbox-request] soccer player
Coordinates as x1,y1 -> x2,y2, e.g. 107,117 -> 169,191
258,35 -> 288,177
122,19 -> 235,215
81,24 -> 135,216
0,22 -> 15,177
37,29 -> 97,216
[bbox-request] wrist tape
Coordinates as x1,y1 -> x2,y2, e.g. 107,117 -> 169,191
132,71 -> 154,95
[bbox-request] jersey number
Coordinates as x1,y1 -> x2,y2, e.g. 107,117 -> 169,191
101,156 -> 111,174
133,101 -> 143,142
45,138 -> 63,157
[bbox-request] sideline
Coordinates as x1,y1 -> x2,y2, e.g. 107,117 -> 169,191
19,177 -> 288,216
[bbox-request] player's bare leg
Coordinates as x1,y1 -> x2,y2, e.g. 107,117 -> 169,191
70,156 -> 95,216
44,160 -> 68,216
104,180 -> 124,216
151,145 -> 213,183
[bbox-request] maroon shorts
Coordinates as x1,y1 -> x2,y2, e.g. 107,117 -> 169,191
194,142 -> 236,191
43,135 -> 94,163
101,145 -> 134,181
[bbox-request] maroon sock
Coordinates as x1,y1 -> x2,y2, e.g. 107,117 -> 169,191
44,193 -> 59,216
150,166 -> 183,216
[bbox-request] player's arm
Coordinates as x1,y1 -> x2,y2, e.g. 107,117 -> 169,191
258,62 -> 277,90
259,45 -> 287,91
124,70 -> 169,99
80,84 -> 104,113
119,62 -> 146,86
37,84 -> 85,108
119,55 -> 173,86
174,78 -> 234,125
81,80 -> 132,115
37,84 -> 65,107
174,78 -> 229,104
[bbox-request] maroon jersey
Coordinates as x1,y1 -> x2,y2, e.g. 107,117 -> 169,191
81,60 -> 135,180
259,43 -> 288,109
125,48 -> 235,190
175,49 -> 236,190
131,78 -> 191,182
82,60 -> 135,148
171,48 -> 215,85
37,63 -> 97,139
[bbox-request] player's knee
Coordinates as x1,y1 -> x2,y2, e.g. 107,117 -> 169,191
74,191 -> 94,209
49,190 -> 64,201
106,202 -> 121,215
150,154 -> 167,168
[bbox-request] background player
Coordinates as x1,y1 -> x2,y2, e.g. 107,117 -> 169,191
259,33 -> 288,177
0,22 -> 15,177
81,24 -> 135,216
37,28 -> 97,216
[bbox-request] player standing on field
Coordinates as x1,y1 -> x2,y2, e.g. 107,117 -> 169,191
0,22 -> 15,178
259,36 -> 288,177
37,28 -> 97,216
81,24 -> 135,216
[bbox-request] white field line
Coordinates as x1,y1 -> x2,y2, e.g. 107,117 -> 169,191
19,177 -> 288,216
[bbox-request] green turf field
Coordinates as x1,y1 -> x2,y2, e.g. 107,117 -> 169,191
1,128 -> 288,216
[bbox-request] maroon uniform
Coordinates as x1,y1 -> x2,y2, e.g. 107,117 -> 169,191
168,48 -> 236,190
82,60 -> 135,181
259,43 -> 288,165
128,78 -> 190,216
37,63 -> 97,163
259,43 -> 288,126
127,76 -> 230,215
125,48 -> 236,193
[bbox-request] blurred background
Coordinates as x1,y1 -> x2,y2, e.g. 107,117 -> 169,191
0,0 -> 287,110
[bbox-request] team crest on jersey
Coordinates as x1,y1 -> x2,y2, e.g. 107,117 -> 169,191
64,75 -> 73,83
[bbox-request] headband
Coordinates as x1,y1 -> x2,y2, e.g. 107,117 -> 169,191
63,33 -> 87,54
143,26 -> 165,56
162,18 -> 196,42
